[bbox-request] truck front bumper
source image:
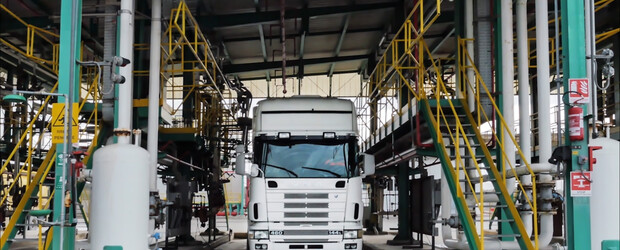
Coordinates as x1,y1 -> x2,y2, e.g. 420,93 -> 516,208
249,239 -> 362,250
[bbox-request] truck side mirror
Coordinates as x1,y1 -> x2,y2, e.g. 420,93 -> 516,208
235,145 -> 250,176
250,164 -> 260,177
362,153 -> 375,177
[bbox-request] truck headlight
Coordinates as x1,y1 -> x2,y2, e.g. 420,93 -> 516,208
250,230 -> 269,239
343,229 -> 362,239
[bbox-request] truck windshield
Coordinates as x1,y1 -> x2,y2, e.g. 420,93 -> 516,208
260,141 -> 357,178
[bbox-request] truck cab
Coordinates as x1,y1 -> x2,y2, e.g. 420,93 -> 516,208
236,96 -> 374,250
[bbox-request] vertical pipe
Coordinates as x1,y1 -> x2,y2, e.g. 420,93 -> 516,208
280,0 -> 287,94
516,0 -> 532,236
585,0 -> 592,117
102,0 -> 117,123
148,0 -> 161,192
588,0 -> 598,137
465,0 -> 475,109
535,0 -> 551,161
54,0 -> 81,247
553,0 -> 562,144
117,0 -> 135,144
500,0 -> 515,174
516,0 -> 531,163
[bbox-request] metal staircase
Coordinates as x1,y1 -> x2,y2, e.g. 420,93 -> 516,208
354,0 -> 540,246
1,71 -> 103,249
419,98 -> 535,249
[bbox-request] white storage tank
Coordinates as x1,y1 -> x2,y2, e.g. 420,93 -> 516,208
590,137 -> 620,250
90,143 -> 150,249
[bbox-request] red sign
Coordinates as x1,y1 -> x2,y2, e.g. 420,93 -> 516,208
569,78 -> 589,104
570,171 -> 592,197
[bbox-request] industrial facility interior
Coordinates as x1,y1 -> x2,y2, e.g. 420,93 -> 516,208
0,0 -> 618,249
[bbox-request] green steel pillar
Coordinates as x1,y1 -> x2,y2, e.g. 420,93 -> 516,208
52,0 -> 82,249
560,0 -> 591,249
493,0 -> 515,241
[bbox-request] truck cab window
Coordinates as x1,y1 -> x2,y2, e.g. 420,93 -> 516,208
260,141 -> 357,178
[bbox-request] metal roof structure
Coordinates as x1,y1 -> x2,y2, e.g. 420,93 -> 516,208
0,0 -> 460,84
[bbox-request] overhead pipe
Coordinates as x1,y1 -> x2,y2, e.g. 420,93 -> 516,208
535,0 -> 552,161
147,0 -> 161,193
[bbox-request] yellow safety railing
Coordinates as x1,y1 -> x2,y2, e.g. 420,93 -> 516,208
160,0 -> 241,144
457,37 -> 539,248
356,0 -> 539,248
0,69 -> 102,248
0,4 -> 60,74
355,0 -> 444,142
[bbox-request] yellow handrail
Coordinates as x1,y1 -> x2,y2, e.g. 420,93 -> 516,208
457,38 -> 539,248
0,4 -> 59,73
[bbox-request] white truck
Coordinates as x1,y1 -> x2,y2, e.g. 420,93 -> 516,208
235,96 -> 375,250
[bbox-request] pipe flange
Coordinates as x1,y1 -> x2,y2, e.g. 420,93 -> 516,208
536,182 -> 555,187
538,210 -> 557,215
521,185 -> 533,190
113,128 -> 132,137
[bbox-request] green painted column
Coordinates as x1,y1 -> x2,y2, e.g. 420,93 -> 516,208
52,0 -> 82,249
560,1 -> 591,249
493,0 -> 515,241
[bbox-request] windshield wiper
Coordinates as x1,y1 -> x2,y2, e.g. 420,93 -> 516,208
301,166 -> 341,177
263,163 -> 298,177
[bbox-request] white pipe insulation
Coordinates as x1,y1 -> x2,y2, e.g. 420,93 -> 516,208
516,0 -> 533,236
442,1 -> 556,248
147,0 -> 161,192
116,0 -> 135,144
500,0 -> 517,204
465,0 -> 475,110
515,0 -> 531,165
536,0 -> 552,162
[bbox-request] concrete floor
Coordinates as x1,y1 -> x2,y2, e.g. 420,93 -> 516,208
6,215 -> 444,249
216,215 -> 443,250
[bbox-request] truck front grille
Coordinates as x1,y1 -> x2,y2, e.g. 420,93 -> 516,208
284,203 -> 329,208
284,193 -> 329,199
284,212 -> 329,218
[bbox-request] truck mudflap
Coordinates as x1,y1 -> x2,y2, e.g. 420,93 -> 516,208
249,239 -> 362,250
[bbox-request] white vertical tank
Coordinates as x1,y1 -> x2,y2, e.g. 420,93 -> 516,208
590,137 -> 620,249
91,144 -> 150,249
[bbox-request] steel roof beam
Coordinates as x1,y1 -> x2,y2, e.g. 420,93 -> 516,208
328,14 -> 351,77
239,69 -> 360,81
224,54 -> 368,74
223,26 -> 383,43
197,2 -> 398,28
298,6 -> 309,79
257,24 -> 271,81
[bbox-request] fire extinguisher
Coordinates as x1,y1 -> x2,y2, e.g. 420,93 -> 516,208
569,106 -> 584,141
